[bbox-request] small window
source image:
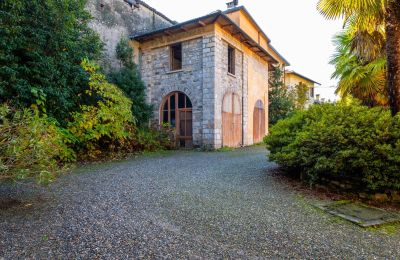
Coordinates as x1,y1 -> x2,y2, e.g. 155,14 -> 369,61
228,46 -> 235,75
310,87 -> 315,98
170,43 -> 182,71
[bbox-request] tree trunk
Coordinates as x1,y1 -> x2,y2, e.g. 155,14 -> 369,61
386,0 -> 400,116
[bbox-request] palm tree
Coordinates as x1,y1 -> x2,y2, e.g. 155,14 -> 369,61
330,26 -> 388,106
331,39 -> 388,106
318,0 -> 400,115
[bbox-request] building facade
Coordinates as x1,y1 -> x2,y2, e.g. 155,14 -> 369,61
285,70 -> 321,106
132,6 -> 289,149
87,0 -> 175,69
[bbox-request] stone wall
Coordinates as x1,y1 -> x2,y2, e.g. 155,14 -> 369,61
140,36 -> 216,147
86,0 -> 174,69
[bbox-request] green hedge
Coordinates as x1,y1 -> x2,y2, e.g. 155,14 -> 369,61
0,105 -> 75,184
265,103 -> 400,191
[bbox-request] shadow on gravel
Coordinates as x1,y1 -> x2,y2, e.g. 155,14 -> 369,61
0,198 -> 22,210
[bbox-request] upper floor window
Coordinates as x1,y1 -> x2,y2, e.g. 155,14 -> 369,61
170,43 -> 182,71
228,45 -> 235,75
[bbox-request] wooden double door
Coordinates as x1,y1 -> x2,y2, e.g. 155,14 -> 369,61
222,93 -> 242,147
253,100 -> 266,143
161,92 -> 193,148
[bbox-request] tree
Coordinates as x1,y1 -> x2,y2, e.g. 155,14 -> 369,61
269,67 -> 295,125
331,29 -> 388,106
108,39 -> 152,126
318,0 -> 400,115
294,82 -> 310,110
0,0 -> 103,122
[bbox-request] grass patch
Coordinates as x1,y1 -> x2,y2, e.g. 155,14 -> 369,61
366,222 -> 400,235
216,147 -> 236,152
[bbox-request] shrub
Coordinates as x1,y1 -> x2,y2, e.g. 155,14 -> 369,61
0,105 -> 75,184
131,124 -> 175,152
108,38 -> 152,126
265,103 -> 400,191
68,59 -> 135,158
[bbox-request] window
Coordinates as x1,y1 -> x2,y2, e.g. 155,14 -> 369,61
170,43 -> 182,71
228,46 -> 235,75
310,87 -> 315,98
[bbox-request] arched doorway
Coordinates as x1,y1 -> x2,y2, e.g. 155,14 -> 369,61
253,100 -> 266,143
160,92 -> 193,148
222,92 -> 242,147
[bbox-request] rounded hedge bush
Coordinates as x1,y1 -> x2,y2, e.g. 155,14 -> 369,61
265,103 -> 400,192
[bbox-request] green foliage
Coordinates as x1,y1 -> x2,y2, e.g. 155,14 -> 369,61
265,103 -> 400,191
68,59 -> 135,158
268,67 -> 295,125
108,38 -> 152,125
294,82 -> 310,110
131,125 -> 175,152
0,104 -> 75,184
0,0 -> 103,122
331,29 -> 387,107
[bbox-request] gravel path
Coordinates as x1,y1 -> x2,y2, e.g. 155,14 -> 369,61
1,146 -> 399,259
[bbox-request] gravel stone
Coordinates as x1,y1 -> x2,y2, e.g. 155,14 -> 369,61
0,146 -> 399,258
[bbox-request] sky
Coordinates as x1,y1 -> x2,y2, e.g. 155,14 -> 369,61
144,0 -> 344,101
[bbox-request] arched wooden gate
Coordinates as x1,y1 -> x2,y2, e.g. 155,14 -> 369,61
222,93 -> 242,147
161,92 -> 193,148
253,100 -> 266,143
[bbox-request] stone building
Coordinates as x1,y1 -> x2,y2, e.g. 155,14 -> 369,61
131,5 -> 290,149
87,0 -> 176,69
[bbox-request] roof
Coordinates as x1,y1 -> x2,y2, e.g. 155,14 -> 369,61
268,44 -> 291,67
132,9 -> 290,65
286,70 -> 321,85
138,0 -> 177,25
223,6 -> 270,43
223,6 -> 290,66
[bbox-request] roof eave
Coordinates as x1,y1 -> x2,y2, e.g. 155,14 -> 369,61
131,11 -> 222,40
131,11 -> 280,65
287,71 -> 321,85
223,6 -> 271,43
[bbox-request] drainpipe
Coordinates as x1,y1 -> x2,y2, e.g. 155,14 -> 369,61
152,11 -> 156,30
283,65 -> 286,85
241,51 -> 245,147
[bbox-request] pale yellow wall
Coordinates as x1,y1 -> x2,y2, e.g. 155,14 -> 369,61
285,73 -> 314,88
225,10 -> 269,50
225,11 -> 241,25
129,40 -> 140,64
215,23 -> 269,145
247,54 -> 269,143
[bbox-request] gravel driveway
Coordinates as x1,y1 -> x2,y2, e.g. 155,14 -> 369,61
1,146 -> 399,259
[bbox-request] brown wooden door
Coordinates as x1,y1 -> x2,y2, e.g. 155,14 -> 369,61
222,93 -> 242,147
161,92 -> 193,148
253,100 -> 265,143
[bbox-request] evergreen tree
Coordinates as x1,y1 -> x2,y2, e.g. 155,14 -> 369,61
0,0 -> 103,122
268,67 -> 295,126
108,39 -> 152,126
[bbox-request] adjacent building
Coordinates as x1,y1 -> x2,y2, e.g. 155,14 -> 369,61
285,70 -> 321,106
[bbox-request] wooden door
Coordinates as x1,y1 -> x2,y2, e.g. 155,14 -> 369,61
253,100 -> 265,143
161,92 -> 193,148
222,93 -> 242,147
